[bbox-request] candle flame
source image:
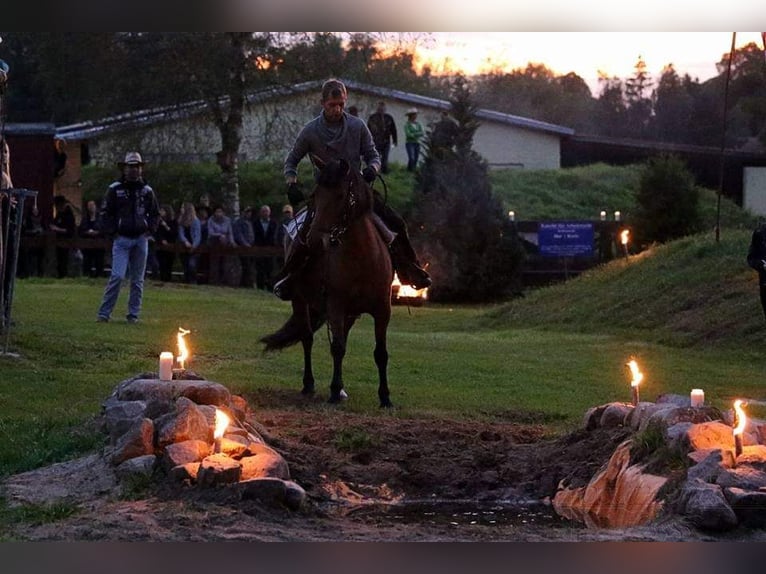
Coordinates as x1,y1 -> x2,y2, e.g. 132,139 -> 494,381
733,399 -> 747,436
627,359 -> 643,388
176,327 -> 191,369
214,409 -> 230,440
620,229 -> 630,246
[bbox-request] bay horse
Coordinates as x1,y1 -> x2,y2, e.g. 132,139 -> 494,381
261,157 -> 394,407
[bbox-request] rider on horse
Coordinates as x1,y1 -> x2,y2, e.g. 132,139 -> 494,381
273,79 -> 432,301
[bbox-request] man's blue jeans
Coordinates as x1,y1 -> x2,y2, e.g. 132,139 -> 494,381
97,235 -> 149,320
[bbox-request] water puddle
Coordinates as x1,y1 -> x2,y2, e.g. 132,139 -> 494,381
331,498 -> 583,529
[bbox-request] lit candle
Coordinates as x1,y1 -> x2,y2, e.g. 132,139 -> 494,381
600,210 -> 606,221
159,352 -> 174,381
508,210 -> 515,222
614,210 -> 621,221
213,409 -> 230,454
626,359 -> 643,407
690,389 -> 705,408
733,400 -> 747,458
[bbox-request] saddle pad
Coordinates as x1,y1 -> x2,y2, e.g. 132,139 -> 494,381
284,206 -> 308,242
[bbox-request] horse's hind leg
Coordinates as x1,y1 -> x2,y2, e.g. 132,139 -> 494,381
374,310 -> 392,408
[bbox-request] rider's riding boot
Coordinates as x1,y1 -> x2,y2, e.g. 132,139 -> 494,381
389,233 -> 432,289
273,240 -> 312,301
371,192 -> 431,289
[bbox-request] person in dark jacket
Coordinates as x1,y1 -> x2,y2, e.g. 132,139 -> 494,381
367,100 -> 397,174
154,204 -> 177,282
78,199 -> 105,278
747,221 -> 766,320
252,204 -> 278,291
96,152 -> 160,324
50,195 -> 76,278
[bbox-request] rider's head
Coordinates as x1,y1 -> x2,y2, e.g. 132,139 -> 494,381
321,79 -> 347,124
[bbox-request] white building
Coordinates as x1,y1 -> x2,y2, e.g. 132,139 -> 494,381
56,79 -> 574,171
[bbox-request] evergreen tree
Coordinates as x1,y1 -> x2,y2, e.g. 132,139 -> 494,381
411,75 -> 525,302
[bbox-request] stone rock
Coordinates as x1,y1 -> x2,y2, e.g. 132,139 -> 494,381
237,477 -> 288,503
665,422 -> 693,453
638,406 -> 722,434
583,404 -> 609,430
724,487 -> 766,528
678,479 -> 738,531
625,401 -> 657,431
685,421 -> 735,453
737,445 -> 766,470
283,480 -> 308,510
599,403 -> 632,428
218,437 -> 248,459
686,449 -> 733,483
163,440 -> 211,471
230,394 -> 250,421
197,453 -> 242,487
240,450 -> 290,480
156,397 -> 211,448
716,465 -> 766,490
115,454 -> 157,481
116,378 -> 232,407
656,393 -> 691,408
110,418 -> 155,466
169,462 -> 200,483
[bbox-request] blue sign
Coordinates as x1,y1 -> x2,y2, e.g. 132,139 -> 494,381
538,222 -> 594,257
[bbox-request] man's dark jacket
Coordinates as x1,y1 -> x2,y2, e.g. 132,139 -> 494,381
100,179 -> 160,238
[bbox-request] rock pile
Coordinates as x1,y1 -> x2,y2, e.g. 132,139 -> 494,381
100,371 -> 306,509
553,394 -> 766,531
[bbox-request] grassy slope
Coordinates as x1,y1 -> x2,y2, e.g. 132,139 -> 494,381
483,229 -> 764,350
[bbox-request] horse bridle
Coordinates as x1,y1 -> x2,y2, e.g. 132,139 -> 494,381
327,175 -> 358,246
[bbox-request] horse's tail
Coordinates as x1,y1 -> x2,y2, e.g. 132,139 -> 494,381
260,308 -> 326,352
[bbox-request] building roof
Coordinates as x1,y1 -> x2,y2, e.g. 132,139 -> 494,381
3,123 -> 57,136
55,79 -> 574,141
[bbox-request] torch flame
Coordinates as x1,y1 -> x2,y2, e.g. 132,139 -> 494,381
176,327 -> 191,369
627,359 -> 643,387
392,272 -> 429,300
214,408 -> 230,440
620,229 -> 630,246
733,399 -> 747,436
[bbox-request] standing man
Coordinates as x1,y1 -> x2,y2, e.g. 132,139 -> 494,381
252,204 -> 278,291
747,220 -> 766,320
367,100 -> 397,174
274,78 -> 430,301
96,152 -> 159,324
233,206 -> 255,288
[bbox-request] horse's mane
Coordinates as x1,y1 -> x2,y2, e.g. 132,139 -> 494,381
315,159 -> 373,219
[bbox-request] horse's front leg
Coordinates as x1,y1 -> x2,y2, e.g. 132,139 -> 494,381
301,332 -> 315,395
374,308 -> 392,408
327,313 -> 352,403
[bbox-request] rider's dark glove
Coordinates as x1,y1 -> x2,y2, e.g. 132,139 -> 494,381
287,181 -> 304,206
362,166 -> 377,184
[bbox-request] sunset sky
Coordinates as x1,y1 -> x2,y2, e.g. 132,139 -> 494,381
409,32 -> 765,95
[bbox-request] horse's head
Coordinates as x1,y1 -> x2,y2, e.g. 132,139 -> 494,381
307,156 -> 373,248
